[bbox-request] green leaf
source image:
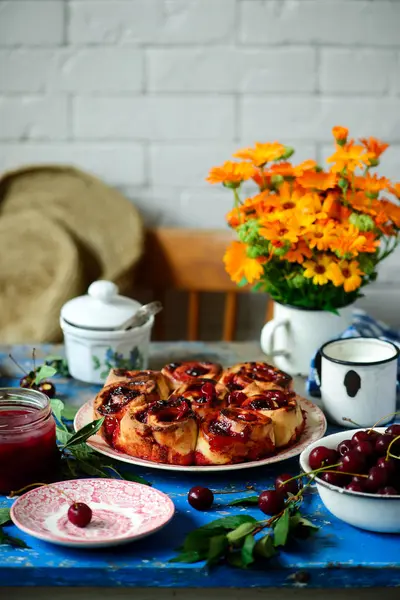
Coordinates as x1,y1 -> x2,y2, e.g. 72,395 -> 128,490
289,513 -> 319,538
69,443 -> 95,461
227,551 -> 245,569
169,550 -> 205,564
62,417 -> 104,449
226,522 -> 256,543
228,496 -> 259,506
0,529 -> 28,548
207,534 -> 228,567
0,508 -> 10,527
236,277 -> 248,288
183,528 -> 226,553
34,365 -> 57,385
56,428 -> 73,445
201,515 -> 257,531
254,534 -> 276,559
92,356 -> 101,370
241,534 -> 255,568
273,509 -> 290,547
50,399 -> 67,431
62,405 -> 79,421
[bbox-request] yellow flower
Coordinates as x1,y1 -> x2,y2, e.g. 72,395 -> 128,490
207,161 -> 256,185
354,173 -> 391,196
307,222 -> 336,251
327,142 -> 373,173
303,255 -> 340,286
234,142 -> 287,166
223,241 -> 264,285
333,260 -> 365,293
330,224 -> 367,257
297,170 -> 337,191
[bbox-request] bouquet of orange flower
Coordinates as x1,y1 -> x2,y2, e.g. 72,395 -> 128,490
207,127 -> 400,311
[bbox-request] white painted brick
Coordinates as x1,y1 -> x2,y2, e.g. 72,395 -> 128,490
69,0 -> 235,44
149,143 -> 240,187
0,48 -> 144,92
147,47 -> 316,93
241,97 -> 400,142
0,49 -> 58,92
0,96 -> 68,140
320,50 -> 396,94
56,48 -> 143,92
0,143 -> 145,185
0,1 -> 64,45
239,0 -> 400,47
73,96 -> 235,141
119,186 -> 181,226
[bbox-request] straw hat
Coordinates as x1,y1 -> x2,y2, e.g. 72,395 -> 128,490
0,165 -> 143,291
0,210 -> 83,343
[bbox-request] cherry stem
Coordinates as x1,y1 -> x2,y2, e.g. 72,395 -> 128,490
32,348 -> 36,373
369,411 -> 400,432
276,462 -> 341,487
8,354 -> 28,376
342,417 -> 361,427
9,481 -> 75,504
386,434 -> 400,462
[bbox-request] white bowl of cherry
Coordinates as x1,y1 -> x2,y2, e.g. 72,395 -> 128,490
300,424 -> 400,533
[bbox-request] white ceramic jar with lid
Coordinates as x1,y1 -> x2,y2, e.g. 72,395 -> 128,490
60,281 -> 153,384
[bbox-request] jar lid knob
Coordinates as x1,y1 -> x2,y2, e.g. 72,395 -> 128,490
88,280 -> 118,303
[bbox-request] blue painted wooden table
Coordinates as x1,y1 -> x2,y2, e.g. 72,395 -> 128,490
0,343 -> 399,589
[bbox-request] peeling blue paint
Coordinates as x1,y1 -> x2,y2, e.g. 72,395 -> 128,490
1,343 -> 399,588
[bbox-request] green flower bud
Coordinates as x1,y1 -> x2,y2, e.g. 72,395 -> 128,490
365,191 -> 379,200
349,213 -> 375,232
280,146 -> 295,160
223,181 -> 240,190
338,178 -> 348,191
368,158 -> 379,167
271,175 -> 284,186
246,245 -> 266,259
290,273 -> 307,288
273,246 -> 288,257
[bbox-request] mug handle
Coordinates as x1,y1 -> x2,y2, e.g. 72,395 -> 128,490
260,318 -> 289,357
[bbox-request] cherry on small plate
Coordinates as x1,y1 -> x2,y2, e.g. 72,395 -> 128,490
10,479 -> 174,548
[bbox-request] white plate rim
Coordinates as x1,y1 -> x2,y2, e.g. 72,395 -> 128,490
10,478 -> 175,548
74,397 -> 327,472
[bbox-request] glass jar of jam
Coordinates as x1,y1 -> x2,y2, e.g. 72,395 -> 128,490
0,388 -> 59,495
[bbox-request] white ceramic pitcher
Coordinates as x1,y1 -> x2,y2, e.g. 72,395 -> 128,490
260,302 -> 353,376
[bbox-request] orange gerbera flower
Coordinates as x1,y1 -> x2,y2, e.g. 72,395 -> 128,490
327,142 -> 373,173
380,200 -> 400,228
358,232 -> 380,253
307,221 -> 336,251
354,173 -> 390,196
303,255 -> 341,286
207,161 -> 256,185
333,260 -> 364,292
390,183 -> 400,199
223,241 -> 264,285
360,137 -> 389,159
332,126 -> 348,145
259,220 -> 301,245
347,191 -> 379,216
284,241 -> 312,264
234,142 -> 287,166
297,170 -> 337,191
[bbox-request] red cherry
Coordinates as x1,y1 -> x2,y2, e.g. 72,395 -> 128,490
309,446 -> 338,470
341,450 -> 367,474
188,486 -> 214,511
258,490 -> 286,515
346,482 -> 364,493
376,456 -> 398,480
385,424 -> 400,437
353,440 -> 374,459
20,374 -> 34,388
375,434 -> 394,455
67,503 -> 92,527
351,431 -> 371,445
200,382 -> 215,402
337,440 -> 353,456
275,473 -> 299,496
351,475 -> 367,490
378,486 -> 398,495
37,381 -> 56,398
320,471 -> 347,487
364,466 -> 388,493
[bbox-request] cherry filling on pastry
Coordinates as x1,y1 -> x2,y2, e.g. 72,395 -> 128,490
220,361 -> 292,393
96,385 -> 143,416
240,389 -> 305,449
148,398 -> 193,422
195,407 -> 275,465
161,361 -> 222,390
171,379 -> 228,419
104,369 -> 171,398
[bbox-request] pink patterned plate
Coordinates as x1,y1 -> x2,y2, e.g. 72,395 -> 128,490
10,479 -> 175,548
74,397 -> 327,472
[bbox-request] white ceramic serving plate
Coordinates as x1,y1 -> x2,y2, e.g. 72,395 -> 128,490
300,427 -> 400,533
11,479 -> 174,548
74,397 -> 327,472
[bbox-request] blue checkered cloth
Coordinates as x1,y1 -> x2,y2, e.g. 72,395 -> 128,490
306,309 -> 400,397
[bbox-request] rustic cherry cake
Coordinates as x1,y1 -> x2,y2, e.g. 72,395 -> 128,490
93,361 -> 306,466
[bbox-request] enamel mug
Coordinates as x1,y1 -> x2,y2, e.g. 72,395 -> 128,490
318,337 -> 399,428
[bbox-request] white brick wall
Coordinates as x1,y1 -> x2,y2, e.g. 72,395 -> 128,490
1,0 -> 400,333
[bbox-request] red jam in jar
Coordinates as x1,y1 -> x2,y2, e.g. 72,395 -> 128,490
0,388 -> 59,495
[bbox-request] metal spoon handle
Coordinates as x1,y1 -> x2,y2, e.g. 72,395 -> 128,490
122,301 -> 163,330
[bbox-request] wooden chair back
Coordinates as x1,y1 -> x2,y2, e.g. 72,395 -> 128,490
137,228 -> 272,341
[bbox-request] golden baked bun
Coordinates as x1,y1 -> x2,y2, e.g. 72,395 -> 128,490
219,361 -> 292,393
240,389 -> 306,448
195,407 -> 275,465
113,398 -> 198,466
171,378 -> 228,420
161,361 -> 222,390
104,369 -> 170,398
